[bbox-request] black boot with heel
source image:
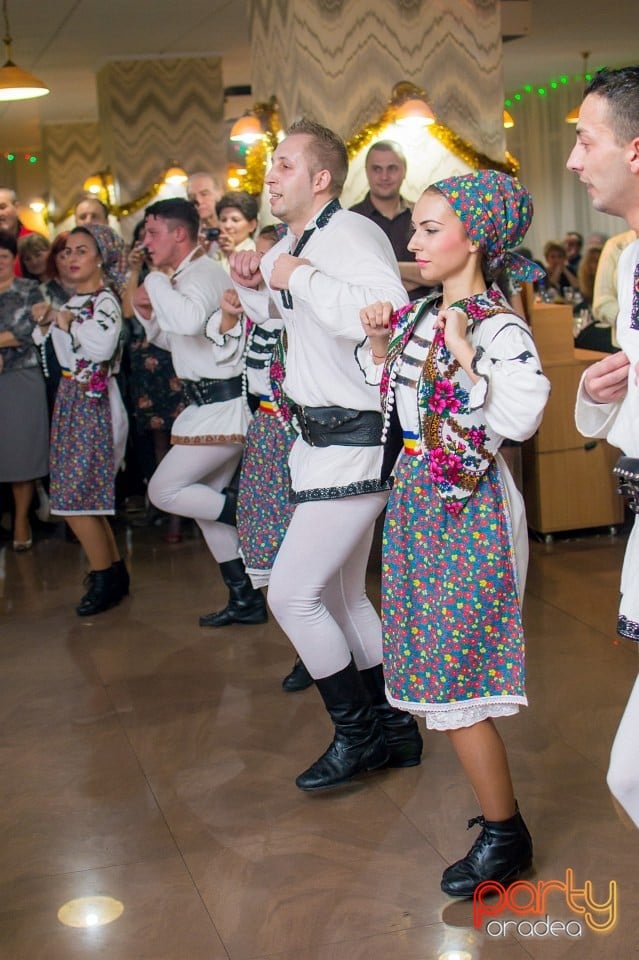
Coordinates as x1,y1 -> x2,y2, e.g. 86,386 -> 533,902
199,557 -> 267,627
295,658 -> 389,791
76,567 -> 122,617
441,807 -> 533,898
360,663 -> 423,768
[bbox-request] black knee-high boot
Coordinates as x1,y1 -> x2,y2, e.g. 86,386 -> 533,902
441,807 -> 533,898
359,663 -> 423,767
216,487 -> 237,527
295,658 -> 389,791
199,557 -> 268,627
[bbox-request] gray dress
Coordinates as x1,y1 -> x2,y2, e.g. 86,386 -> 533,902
0,278 -> 49,482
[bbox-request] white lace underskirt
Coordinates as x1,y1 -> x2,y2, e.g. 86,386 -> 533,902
385,691 -> 526,731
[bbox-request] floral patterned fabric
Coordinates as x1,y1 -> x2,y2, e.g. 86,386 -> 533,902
382,452 -> 526,727
237,332 -> 297,587
128,319 -> 184,431
381,286 -> 543,515
50,376 -> 115,514
432,170 -> 545,284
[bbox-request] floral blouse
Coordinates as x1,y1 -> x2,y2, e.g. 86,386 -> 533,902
36,288 -> 122,399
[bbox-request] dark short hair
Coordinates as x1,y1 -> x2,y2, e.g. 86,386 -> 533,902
215,191 -> 259,222
585,66 -> 639,144
0,230 -> 18,256
365,139 -> 407,168
144,198 -> 200,242
564,231 -> 583,246
286,118 -> 349,196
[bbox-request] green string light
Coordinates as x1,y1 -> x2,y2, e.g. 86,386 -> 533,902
504,66 -> 606,109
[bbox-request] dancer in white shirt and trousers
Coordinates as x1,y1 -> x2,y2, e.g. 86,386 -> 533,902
133,198 -> 266,628
231,119 -> 423,790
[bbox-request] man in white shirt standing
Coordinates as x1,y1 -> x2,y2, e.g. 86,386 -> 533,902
231,119 -> 422,791
567,65 -> 639,828
133,198 -> 266,628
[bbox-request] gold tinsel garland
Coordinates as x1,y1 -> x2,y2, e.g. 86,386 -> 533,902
345,94 -> 518,176
237,102 -> 281,196
50,88 -> 517,222
50,179 -> 164,227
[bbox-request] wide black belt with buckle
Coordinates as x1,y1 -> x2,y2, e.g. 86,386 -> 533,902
181,375 -> 243,407
292,404 -> 382,447
614,456 -> 639,514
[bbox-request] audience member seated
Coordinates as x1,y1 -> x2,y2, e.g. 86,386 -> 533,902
563,230 -> 583,273
592,229 -> 637,328
540,240 -> 580,300
577,242 -> 603,306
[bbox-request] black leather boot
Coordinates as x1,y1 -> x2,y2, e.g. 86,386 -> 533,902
441,808 -> 533,898
216,487 -> 238,527
360,663 -> 423,767
76,567 -> 122,617
282,656 -> 314,692
111,559 -> 130,598
295,658 -> 389,791
199,557 -> 268,627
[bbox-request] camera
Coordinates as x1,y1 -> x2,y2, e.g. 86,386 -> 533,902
203,227 -> 221,242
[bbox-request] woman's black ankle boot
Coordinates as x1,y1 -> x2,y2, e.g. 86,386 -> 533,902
441,807 -> 533,898
76,567 -> 122,617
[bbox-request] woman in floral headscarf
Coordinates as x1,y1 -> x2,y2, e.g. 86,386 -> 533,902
33,224 -> 128,616
359,170 -> 551,898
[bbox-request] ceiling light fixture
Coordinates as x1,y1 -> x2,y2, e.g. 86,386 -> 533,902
0,0 -> 49,101
229,113 -> 265,145
503,109 -> 514,129
163,163 -> 188,185
565,51 -> 591,124
392,82 -> 436,127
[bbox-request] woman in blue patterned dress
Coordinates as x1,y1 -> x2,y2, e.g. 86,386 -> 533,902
359,171 -> 550,898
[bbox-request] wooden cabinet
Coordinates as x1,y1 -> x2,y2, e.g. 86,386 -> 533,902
522,304 -> 624,535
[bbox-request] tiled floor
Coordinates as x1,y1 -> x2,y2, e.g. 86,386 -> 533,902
1,519 -> 638,959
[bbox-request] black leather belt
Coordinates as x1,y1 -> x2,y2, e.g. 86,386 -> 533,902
181,375 -> 243,406
614,456 -> 639,514
292,404 -> 382,447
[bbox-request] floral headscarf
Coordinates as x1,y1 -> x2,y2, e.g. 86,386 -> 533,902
80,223 -> 127,299
432,170 -> 545,284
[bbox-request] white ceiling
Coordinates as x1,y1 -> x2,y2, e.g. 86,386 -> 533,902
0,0 -> 637,151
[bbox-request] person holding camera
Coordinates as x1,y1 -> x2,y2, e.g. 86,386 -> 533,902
212,191 -> 258,274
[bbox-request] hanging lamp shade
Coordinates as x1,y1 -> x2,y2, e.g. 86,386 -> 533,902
230,114 -> 264,144
163,164 -> 188,185
0,60 -> 49,101
394,97 -> 435,127
0,1 -> 49,101
503,109 -> 514,129
565,105 -> 580,124
565,51 -> 590,124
